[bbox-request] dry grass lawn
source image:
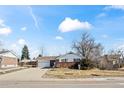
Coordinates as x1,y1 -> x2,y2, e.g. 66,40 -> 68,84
43,68 -> 124,79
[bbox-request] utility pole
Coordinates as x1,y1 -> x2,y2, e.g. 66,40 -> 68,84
39,46 -> 44,57
41,47 -> 44,56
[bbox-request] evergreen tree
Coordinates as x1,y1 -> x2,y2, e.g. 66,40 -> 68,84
38,54 -> 42,57
21,45 -> 30,60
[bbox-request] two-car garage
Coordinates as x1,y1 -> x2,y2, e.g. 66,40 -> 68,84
36,56 -> 56,68
38,61 -> 50,68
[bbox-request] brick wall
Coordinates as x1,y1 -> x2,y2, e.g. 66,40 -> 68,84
19,61 -> 38,67
1,56 -> 18,67
55,62 -> 79,68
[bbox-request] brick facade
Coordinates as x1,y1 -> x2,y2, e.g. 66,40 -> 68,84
55,62 -> 79,68
0,56 -> 18,68
19,61 -> 38,67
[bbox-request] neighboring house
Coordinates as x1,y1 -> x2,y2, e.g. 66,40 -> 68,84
0,50 -> 18,68
36,56 -> 57,68
36,52 -> 83,68
19,59 -> 37,67
55,52 -> 82,68
99,55 -> 122,70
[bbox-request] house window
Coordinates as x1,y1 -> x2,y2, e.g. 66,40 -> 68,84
74,59 -> 80,62
61,59 -> 67,62
113,61 -> 116,65
56,59 -> 59,62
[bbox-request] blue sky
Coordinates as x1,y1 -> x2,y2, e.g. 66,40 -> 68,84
0,5 -> 124,58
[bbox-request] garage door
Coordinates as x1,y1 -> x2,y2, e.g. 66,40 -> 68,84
38,61 -> 50,68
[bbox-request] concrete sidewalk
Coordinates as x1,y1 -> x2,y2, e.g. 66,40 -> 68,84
0,67 -> 27,74
0,68 -> 49,81
0,67 -> 124,82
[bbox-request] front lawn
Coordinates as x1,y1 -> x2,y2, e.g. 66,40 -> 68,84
42,68 -> 124,79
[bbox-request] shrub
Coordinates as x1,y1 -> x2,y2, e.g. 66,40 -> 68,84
80,59 -> 95,70
69,62 -> 79,69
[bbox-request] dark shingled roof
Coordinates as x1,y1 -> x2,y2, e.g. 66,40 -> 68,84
0,50 -> 9,54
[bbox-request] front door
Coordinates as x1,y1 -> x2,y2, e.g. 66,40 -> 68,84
50,60 -> 55,67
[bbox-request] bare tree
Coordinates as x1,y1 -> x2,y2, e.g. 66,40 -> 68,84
117,49 -> 124,62
108,49 -> 123,57
89,43 -> 103,65
108,49 -> 124,67
73,32 -> 103,67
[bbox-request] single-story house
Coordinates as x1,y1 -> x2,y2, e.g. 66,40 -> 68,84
99,54 -> 122,70
0,50 -> 18,68
55,52 -> 82,68
19,59 -> 37,67
36,56 -> 57,68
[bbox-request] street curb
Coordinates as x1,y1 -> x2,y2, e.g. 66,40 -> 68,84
0,77 -> 124,82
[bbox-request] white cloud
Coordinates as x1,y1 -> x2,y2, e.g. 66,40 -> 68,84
10,39 -> 27,58
101,34 -> 109,39
0,27 -> 12,35
0,19 -> 5,27
118,44 -> 124,49
11,44 -> 17,48
97,13 -> 107,18
30,50 -> 40,58
104,5 -> 124,11
0,19 -> 12,35
11,43 -> 19,51
10,43 -> 22,58
58,17 -> 92,32
18,39 -> 26,45
55,36 -> 63,40
21,27 -> 27,31
28,6 -> 40,31
46,45 -> 70,56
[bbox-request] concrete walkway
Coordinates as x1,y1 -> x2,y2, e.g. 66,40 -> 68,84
0,68 -> 49,81
1,67 -> 124,82
0,67 -> 27,74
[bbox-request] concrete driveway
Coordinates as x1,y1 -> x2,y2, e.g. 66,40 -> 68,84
1,68 -> 124,88
0,68 -> 49,81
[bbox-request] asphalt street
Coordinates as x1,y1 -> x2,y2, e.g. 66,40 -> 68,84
0,80 -> 124,88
